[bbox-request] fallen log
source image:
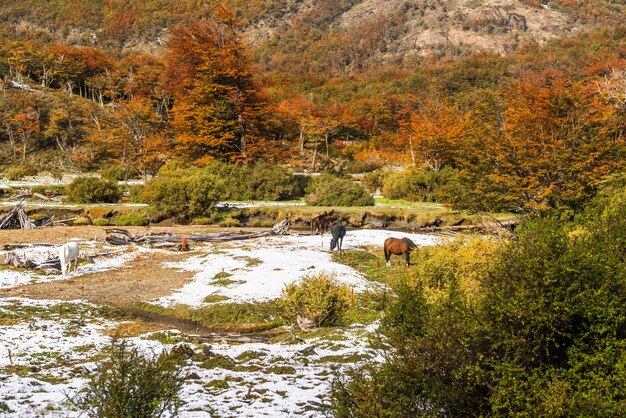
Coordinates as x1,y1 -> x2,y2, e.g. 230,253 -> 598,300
33,192 -> 51,201
105,219 -> 291,248
415,219 -> 518,234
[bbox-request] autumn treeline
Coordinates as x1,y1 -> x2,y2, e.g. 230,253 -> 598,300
0,7 -> 624,213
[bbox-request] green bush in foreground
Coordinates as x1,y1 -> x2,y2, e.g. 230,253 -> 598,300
280,271 -> 354,328
306,174 -> 374,207
66,177 -> 121,203
330,190 -> 626,417
72,339 -> 185,418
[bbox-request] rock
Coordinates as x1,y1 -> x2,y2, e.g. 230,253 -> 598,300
297,345 -> 316,356
185,372 -> 201,380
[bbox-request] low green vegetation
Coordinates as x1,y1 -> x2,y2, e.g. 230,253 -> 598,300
71,339 -> 185,418
2,165 -> 39,181
115,213 -> 149,226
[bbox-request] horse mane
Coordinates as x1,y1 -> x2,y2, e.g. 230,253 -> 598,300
401,237 -> 417,249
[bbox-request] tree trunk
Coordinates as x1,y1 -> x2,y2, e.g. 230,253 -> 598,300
408,134 -> 416,166
325,132 -> 330,158
299,124 -> 305,155
312,144 -> 318,172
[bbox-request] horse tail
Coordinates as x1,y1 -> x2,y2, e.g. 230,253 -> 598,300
383,245 -> 390,262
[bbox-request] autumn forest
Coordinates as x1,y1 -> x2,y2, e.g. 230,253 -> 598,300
0,0 -> 624,215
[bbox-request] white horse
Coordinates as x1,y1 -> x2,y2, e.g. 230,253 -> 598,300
59,242 -> 80,276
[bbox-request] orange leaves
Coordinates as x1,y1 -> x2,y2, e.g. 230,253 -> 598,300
405,98 -> 467,172
458,70 -> 624,212
164,13 -> 271,163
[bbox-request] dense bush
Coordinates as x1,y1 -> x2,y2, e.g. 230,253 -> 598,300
381,167 -> 456,202
305,174 -> 374,206
331,192 -> 626,416
202,161 -> 306,201
66,177 -> 121,203
115,213 -> 149,226
203,161 -> 251,201
361,170 -> 388,194
72,339 -> 185,418
140,170 -> 224,219
248,162 -> 304,201
101,165 -> 139,182
280,271 -> 354,328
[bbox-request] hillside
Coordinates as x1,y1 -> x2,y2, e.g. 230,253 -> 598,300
0,0 -> 623,74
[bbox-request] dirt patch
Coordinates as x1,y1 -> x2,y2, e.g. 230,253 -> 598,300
1,249 -> 193,304
0,225 -> 251,245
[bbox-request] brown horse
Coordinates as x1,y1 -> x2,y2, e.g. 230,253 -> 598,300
383,237 -> 417,267
320,215 -> 338,234
311,212 -> 338,235
311,217 -> 321,235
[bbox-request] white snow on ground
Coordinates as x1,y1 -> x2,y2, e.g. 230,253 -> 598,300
0,242 -> 146,289
0,229 -> 438,417
0,298 -> 117,417
155,229 -> 439,307
216,200 -> 307,209
165,322 -> 380,418
0,298 -> 381,417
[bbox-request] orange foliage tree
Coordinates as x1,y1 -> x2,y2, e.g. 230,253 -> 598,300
404,98 -> 467,171
164,7 -> 273,163
457,71 -> 625,212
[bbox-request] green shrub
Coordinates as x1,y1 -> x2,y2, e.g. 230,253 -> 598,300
305,174 -> 374,206
381,167 -> 456,202
66,177 -> 121,203
101,165 -> 138,181
191,217 -> 212,225
71,339 -> 184,418
141,171 -> 224,219
203,161 -> 251,201
93,218 -> 110,226
3,165 -> 39,181
31,185 -> 66,196
280,272 -> 354,328
248,162 -> 304,201
116,213 -> 149,226
219,218 -> 240,228
47,169 -> 64,181
361,170 -> 389,194
331,193 -> 626,417
127,184 -> 145,203
343,159 -> 382,174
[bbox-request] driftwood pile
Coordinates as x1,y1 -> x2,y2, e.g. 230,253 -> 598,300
0,205 -> 36,229
0,205 -> 53,229
2,244 -> 122,271
105,219 -> 291,249
3,248 -> 61,270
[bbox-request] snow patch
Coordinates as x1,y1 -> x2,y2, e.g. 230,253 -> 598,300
154,229 -> 438,307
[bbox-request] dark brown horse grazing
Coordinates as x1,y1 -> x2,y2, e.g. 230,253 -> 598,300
330,221 -> 347,254
384,237 -> 417,267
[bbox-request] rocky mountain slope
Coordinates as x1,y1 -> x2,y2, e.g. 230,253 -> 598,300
1,0 -> 620,70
